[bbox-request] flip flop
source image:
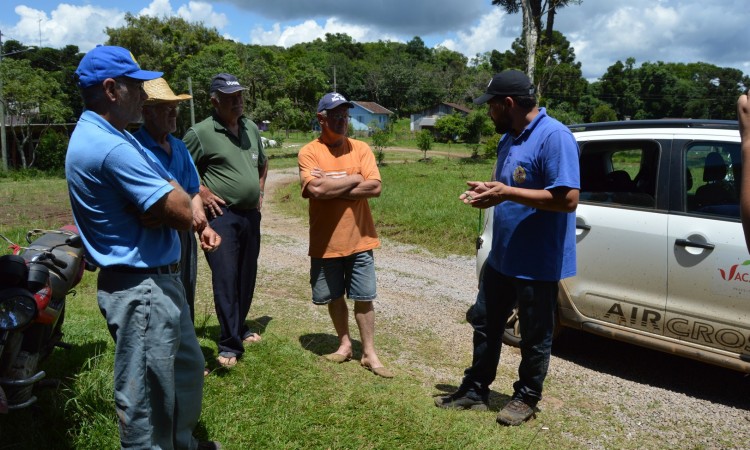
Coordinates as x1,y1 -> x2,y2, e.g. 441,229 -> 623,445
216,352 -> 238,368
323,352 -> 352,363
242,332 -> 262,344
361,362 -> 394,379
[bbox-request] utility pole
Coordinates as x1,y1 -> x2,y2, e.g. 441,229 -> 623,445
333,65 -> 337,92
187,76 -> 195,126
0,29 -> 7,171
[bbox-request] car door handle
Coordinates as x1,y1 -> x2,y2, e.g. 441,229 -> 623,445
576,223 -> 591,231
675,238 -> 715,250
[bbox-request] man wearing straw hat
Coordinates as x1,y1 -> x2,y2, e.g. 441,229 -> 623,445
134,78 -> 221,326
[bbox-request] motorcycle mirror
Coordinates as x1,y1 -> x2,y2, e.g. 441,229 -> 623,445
65,235 -> 83,248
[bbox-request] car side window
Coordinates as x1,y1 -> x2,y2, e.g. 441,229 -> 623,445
578,140 -> 658,208
684,142 -> 740,218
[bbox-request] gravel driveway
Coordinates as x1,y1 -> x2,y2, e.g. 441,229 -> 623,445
257,168 -> 750,449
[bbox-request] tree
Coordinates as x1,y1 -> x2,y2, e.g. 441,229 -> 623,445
462,109 -> 491,144
590,103 -> 617,122
1,58 -> 71,168
416,129 -> 433,160
371,129 -> 391,166
434,113 -> 467,143
491,0 -> 582,83
106,14 -> 224,81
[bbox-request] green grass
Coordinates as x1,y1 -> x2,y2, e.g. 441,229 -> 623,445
0,164 -> 738,449
276,158 -> 494,257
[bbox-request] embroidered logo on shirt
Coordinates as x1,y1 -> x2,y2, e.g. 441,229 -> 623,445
513,166 -> 527,185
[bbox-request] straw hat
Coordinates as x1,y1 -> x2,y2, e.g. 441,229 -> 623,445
143,77 -> 192,105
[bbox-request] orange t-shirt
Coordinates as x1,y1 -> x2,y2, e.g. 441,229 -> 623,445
298,138 -> 381,258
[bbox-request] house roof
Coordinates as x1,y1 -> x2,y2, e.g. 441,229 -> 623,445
442,102 -> 471,114
352,101 -> 394,115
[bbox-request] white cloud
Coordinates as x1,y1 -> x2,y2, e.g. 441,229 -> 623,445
175,1 -> 228,30
7,4 -> 126,51
138,0 -> 173,17
438,8 -> 513,58
249,17 -> 399,48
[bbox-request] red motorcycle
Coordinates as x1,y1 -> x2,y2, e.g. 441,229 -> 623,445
0,226 -> 89,412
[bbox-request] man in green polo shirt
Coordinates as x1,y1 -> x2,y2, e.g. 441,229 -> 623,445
183,73 -> 268,368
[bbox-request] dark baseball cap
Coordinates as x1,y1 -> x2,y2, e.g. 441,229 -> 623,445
317,92 -> 354,112
75,45 -> 162,88
210,73 -> 247,94
473,70 -> 536,104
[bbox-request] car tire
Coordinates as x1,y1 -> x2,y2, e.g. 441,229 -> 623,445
501,306 -> 561,347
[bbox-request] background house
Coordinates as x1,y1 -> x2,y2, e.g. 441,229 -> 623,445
350,101 -> 394,133
410,102 -> 471,132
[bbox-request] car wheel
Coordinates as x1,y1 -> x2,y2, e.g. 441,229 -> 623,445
501,306 -> 561,347
502,307 -> 522,347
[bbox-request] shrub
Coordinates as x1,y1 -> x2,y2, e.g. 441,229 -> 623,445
36,129 -> 69,171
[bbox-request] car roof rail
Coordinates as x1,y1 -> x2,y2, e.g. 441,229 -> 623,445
568,119 -> 738,132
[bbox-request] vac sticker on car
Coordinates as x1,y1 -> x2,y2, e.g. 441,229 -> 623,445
716,260 -> 750,295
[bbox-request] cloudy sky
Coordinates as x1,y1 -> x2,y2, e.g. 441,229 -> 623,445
1,0 -> 748,81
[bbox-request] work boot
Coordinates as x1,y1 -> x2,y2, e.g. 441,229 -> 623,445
434,389 -> 488,411
496,399 -> 536,426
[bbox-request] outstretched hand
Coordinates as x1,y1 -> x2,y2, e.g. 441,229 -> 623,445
459,181 -> 505,209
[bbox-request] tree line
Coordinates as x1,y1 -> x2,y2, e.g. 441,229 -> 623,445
1,14 -> 748,169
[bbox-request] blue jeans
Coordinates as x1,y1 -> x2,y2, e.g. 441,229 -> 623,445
179,228 -> 198,323
98,270 -> 205,449
205,207 -> 261,356
462,264 -> 558,407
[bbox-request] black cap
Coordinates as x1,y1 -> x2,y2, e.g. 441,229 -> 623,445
473,70 -> 536,104
210,73 -> 246,94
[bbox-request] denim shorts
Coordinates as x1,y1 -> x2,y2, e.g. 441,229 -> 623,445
310,250 -> 377,304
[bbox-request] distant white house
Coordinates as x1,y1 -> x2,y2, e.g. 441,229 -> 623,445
410,102 -> 472,132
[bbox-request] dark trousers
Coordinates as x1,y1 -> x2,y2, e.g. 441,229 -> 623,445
205,207 -> 261,356
462,264 -> 558,407
178,228 -> 198,323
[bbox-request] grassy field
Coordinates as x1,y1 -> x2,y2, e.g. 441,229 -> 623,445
0,161 -> 552,450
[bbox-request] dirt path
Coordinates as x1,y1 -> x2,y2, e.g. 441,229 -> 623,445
248,168 -> 750,449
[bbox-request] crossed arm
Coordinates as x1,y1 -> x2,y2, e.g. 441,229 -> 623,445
303,168 -> 381,200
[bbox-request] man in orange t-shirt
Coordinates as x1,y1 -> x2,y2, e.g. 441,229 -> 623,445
298,92 -> 392,378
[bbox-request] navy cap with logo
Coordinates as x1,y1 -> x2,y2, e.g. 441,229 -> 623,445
75,45 -> 162,88
473,70 -> 536,105
317,92 -> 354,113
210,73 -> 247,94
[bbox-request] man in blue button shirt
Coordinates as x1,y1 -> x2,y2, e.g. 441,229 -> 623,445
66,46 -> 218,449
435,70 -> 580,427
134,77 -> 221,325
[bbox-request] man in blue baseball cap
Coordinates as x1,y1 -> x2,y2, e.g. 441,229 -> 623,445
298,92 -> 393,378
66,45 -> 219,449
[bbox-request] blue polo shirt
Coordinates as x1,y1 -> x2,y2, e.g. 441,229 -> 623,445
488,108 -> 580,281
65,110 -> 180,268
133,127 -> 200,196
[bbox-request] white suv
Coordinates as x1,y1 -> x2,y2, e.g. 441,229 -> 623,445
476,119 -> 750,373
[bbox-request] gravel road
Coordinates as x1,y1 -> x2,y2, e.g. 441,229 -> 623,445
258,168 -> 750,449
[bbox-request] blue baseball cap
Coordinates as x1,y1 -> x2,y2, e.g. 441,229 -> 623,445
75,45 -> 163,88
317,92 -> 353,113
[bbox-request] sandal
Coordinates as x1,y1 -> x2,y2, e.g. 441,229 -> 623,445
242,331 -> 262,344
216,352 -> 238,368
